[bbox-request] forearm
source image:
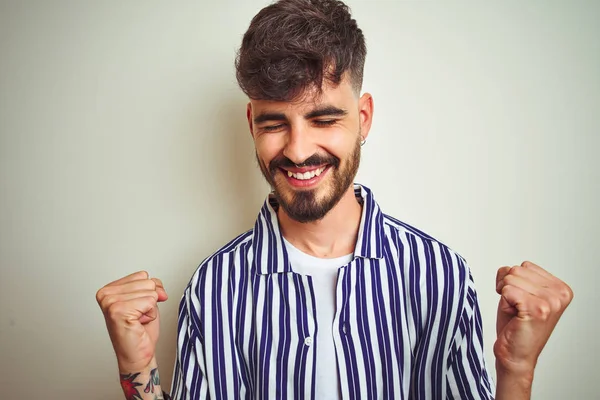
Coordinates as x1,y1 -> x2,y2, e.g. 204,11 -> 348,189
494,365 -> 534,400
119,358 -> 171,400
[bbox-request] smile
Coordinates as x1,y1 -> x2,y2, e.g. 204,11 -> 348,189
279,165 -> 331,188
286,166 -> 326,180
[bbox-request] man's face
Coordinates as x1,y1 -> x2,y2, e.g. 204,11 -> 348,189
247,77 -> 373,223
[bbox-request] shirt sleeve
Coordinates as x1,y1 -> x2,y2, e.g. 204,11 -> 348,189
170,286 -> 211,399
446,271 -> 496,399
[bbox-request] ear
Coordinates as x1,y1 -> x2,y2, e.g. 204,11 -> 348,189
358,93 -> 374,141
246,102 -> 255,139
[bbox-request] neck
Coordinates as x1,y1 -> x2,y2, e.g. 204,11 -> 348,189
277,185 -> 362,258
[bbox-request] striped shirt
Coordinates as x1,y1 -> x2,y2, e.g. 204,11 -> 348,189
170,184 -> 495,399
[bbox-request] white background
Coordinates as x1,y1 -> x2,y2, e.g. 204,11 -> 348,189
1,1 -> 598,398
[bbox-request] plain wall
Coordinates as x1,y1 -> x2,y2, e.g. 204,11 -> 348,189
1,1 -> 598,399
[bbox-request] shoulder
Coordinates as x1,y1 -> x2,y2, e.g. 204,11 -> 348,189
184,229 -> 255,295
176,229 -> 255,336
382,213 -> 471,285
382,213 -> 451,248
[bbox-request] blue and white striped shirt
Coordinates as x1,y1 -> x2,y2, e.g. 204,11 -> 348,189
170,184 -> 495,399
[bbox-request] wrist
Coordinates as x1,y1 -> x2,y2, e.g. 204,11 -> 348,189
496,360 -> 534,393
118,355 -> 158,375
118,358 -> 165,400
495,356 -> 536,379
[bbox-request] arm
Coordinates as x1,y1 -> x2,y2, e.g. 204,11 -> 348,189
119,357 -> 171,400
446,271 -> 495,399
169,285 -> 211,399
494,261 -> 573,400
494,368 -> 533,400
96,271 -> 171,400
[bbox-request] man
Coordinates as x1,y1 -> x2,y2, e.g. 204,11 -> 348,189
96,0 -> 573,398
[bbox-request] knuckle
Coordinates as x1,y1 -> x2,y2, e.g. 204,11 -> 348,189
558,284 -> 574,304
496,266 -> 510,281
101,294 -> 120,311
549,297 -> 562,313
95,288 -> 106,304
503,274 -> 516,286
509,266 -> 524,277
535,303 -> 551,321
106,302 -> 123,320
99,296 -> 110,310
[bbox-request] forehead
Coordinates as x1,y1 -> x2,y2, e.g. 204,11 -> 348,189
250,77 -> 357,115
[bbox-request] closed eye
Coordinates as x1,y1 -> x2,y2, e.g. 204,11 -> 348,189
261,124 -> 285,132
313,120 -> 337,127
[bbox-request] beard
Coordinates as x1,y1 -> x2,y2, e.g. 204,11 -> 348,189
257,136 -> 361,223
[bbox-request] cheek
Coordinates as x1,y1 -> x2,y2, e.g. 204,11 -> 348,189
255,135 -> 282,165
322,128 -> 358,158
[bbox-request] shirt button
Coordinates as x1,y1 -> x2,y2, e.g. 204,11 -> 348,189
304,336 -> 313,346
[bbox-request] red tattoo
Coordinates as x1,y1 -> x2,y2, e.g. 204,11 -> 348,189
120,372 -> 143,400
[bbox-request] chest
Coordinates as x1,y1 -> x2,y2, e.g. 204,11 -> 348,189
205,258 -> 459,399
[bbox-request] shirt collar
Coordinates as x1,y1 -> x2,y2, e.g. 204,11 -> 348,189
252,183 -> 385,275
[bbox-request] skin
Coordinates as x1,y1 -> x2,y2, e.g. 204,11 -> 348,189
96,271 -> 170,400
494,261 -> 573,398
246,76 -> 373,257
97,76 -> 573,399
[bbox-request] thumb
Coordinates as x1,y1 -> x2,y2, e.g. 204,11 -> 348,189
496,266 -> 516,336
497,293 -> 517,336
139,304 -> 158,325
495,266 -> 512,294
122,296 -> 158,325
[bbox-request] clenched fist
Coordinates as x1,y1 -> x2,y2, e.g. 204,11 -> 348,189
96,271 -> 168,373
494,261 -> 573,376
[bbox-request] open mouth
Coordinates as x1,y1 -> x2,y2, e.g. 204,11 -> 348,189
280,165 -> 331,187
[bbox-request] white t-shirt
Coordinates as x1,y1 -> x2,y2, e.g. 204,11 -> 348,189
283,237 -> 353,400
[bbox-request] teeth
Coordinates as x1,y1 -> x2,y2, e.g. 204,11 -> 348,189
287,167 -> 325,180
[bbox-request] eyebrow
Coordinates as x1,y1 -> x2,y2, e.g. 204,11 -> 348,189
304,105 -> 348,119
253,105 -> 348,125
253,112 -> 287,125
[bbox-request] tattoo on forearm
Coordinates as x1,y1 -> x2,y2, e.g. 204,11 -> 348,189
120,368 -> 169,400
120,372 -> 143,400
144,368 -> 160,394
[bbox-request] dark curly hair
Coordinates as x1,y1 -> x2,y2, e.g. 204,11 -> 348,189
235,0 -> 366,101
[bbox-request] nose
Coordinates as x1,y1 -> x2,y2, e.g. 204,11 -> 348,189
282,123 -> 316,165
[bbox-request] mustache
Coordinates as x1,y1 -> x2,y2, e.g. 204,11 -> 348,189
269,153 -> 340,173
